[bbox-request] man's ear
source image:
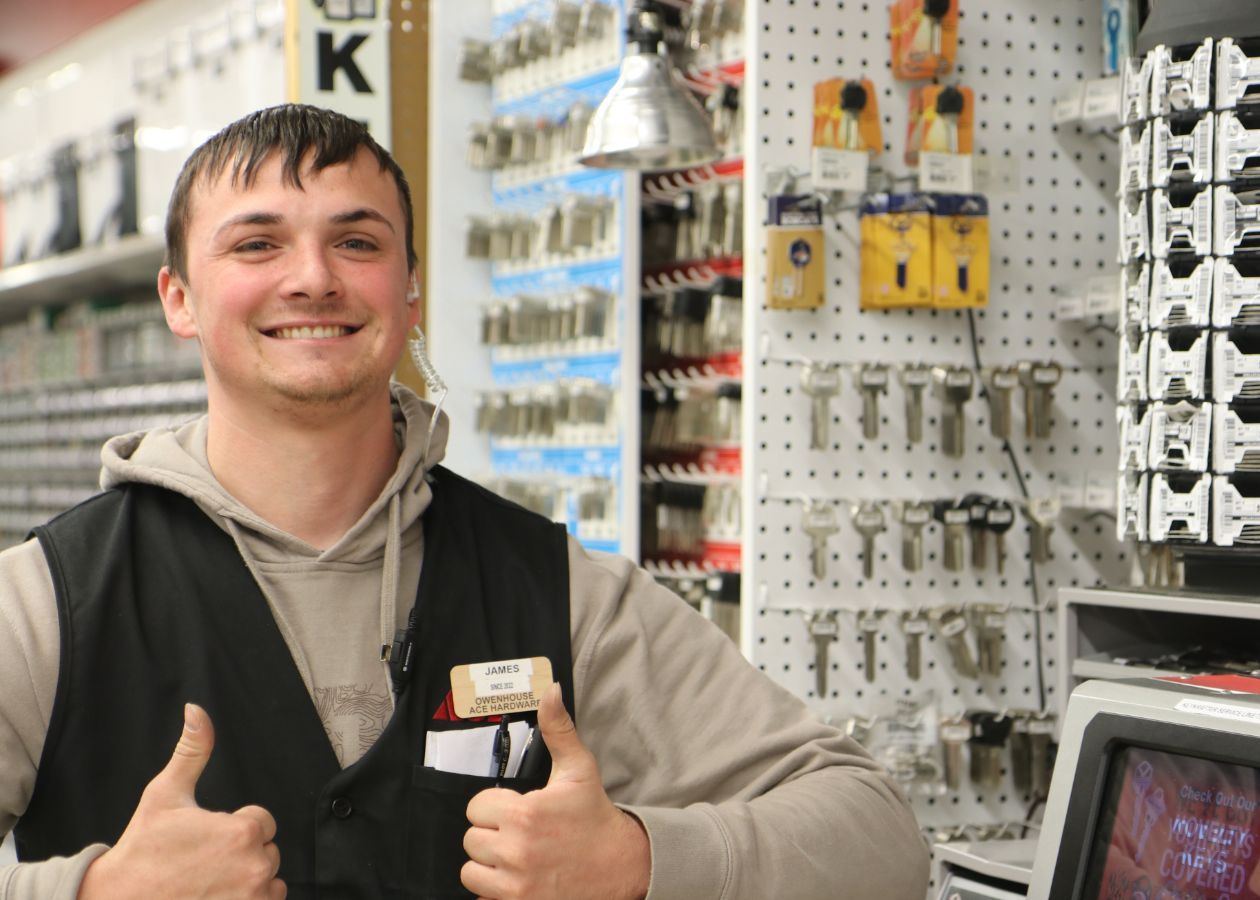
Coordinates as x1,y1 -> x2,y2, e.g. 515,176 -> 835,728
158,267 -> 199,339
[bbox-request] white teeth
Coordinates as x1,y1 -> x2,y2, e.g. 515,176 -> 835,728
272,325 -> 351,339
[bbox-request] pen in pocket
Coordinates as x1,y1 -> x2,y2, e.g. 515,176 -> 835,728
490,714 -> 511,781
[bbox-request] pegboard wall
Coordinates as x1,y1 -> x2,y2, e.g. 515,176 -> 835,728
742,0 -> 1130,834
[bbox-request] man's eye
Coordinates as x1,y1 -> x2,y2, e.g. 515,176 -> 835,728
235,240 -> 274,252
341,238 -> 378,251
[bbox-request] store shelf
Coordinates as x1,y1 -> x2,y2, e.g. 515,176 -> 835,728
0,234 -> 165,316
1070,655 -> 1182,683
1058,587 -> 1260,621
1059,587 -> 1260,703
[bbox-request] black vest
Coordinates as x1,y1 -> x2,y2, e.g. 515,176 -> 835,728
15,467 -> 574,899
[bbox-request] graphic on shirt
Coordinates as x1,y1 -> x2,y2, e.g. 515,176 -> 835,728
314,683 -> 392,764
1088,746 -> 1260,899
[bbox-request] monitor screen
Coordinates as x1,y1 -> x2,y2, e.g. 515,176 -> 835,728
1079,745 -> 1260,899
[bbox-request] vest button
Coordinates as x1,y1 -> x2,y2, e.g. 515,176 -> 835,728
331,797 -> 353,819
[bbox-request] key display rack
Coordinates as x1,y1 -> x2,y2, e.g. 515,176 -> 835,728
743,0 -> 1127,838
1115,31 -> 1260,570
431,0 -> 1133,842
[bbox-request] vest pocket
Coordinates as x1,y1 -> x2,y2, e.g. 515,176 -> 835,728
407,765 -> 548,897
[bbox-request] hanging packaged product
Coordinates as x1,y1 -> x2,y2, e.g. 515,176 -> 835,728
812,78 -> 883,152
906,85 -> 974,166
766,195 -> 826,310
890,0 -> 958,81
931,193 -> 989,309
859,192 -> 932,310
811,78 -> 883,191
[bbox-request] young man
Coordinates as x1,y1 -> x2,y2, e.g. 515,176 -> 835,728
0,105 -> 928,899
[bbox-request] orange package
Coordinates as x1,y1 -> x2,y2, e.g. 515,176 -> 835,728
890,0 -> 959,80
905,85 -> 973,166
812,78 -> 883,152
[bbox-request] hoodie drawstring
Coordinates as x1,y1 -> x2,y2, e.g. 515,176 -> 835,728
379,492 -> 404,712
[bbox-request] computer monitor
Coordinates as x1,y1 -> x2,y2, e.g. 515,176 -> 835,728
1028,675 -> 1260,900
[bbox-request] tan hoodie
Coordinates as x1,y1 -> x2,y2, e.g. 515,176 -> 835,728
0,384 -> 928,899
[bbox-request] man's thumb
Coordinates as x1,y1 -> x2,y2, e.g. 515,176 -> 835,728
538,682 -> 592,785
150,703 -> 215,804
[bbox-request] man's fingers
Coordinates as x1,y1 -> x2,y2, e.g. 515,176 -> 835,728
232,805 -> 279,844
147,703 -> 216,807
461,859 -> 507,899
537,682 -> 596,786
263,841 -> 281,879
465,786 -> 519,828
463,825 -> 507,868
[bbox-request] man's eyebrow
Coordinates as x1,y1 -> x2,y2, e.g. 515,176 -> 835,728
213,212 -> 283,239
331,208 -> 396,232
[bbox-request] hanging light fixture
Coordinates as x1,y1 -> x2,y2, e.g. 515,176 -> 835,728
578,3 -> 719,170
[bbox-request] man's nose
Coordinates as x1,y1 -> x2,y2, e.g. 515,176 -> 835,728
280,242 -> 342,300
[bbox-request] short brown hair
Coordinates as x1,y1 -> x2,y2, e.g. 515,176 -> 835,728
164,103 -> 416,281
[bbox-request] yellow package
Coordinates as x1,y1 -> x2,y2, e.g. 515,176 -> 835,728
905,85 -> 974,166
812,78 -> 883,152
931,194 -> 989,308
767,195 -> 826,310
891,0 -> 959,80
859,193 -> 932,309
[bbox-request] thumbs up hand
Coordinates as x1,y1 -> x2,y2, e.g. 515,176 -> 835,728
461,684 -> 650,900
78,704 -> 286,900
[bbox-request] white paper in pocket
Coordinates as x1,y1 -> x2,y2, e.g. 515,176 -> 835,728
423,721 -> 531,777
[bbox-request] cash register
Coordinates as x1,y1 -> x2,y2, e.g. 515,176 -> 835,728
1025,674 -> 1260,899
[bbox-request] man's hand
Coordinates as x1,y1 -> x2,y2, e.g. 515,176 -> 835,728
461,683 -> 650,900
78,704 -> 286,900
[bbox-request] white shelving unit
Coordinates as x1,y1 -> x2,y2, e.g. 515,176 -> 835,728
0,234 -> 165,317
1058,585 -> 1260,704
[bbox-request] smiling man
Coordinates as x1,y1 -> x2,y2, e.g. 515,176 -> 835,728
0,105 -> 928,900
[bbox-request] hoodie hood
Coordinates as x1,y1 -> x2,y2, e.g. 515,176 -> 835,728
100,382 -> 447,563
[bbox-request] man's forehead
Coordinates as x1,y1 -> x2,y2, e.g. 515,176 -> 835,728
188,147 -> 401,226
195,146 -> 382,196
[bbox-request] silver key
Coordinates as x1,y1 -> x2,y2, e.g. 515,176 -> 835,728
1023,496 -> 1060,563
985,500 -> 1015,575
858,609 -> 884,683
940,716 -> 971,791
806,610 -> 839,697
898,363 -> 931,443
801,500 -> 840,579
934,500 -> 970,573
1019,360 -> 1062,439
982,365 -> 1019,441
900,610 -> 929,680
932,606 -> 979,678
961,493 -> 991,571
799,362 -> 841,450
896,501 -> 932,572
933,366 -> 974,458
1008,713 -> 1033,793
857,364 -> 889,440
850,501 -> 886,580
971,604 -> 1007,677
1027,713 -> 1056,796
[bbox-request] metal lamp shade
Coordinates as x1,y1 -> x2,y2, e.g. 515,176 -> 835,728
578,50 -> 719,170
